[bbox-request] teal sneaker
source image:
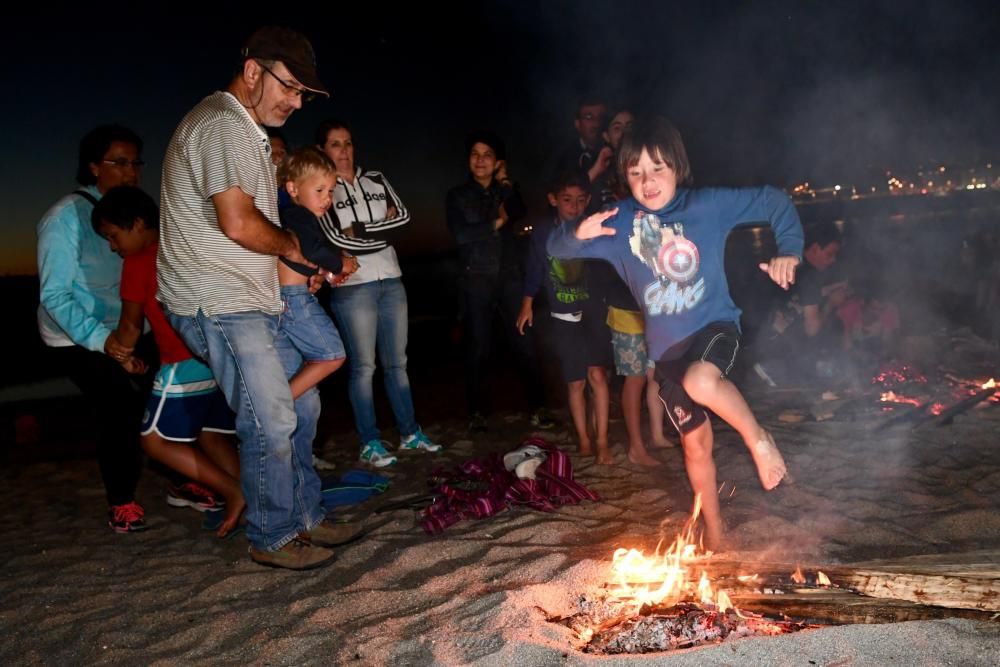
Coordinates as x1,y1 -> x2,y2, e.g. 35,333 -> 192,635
360,440 -> 397,468
400,429 -> 442,452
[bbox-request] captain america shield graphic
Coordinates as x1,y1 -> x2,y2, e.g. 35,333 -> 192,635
658,236 -> 700,283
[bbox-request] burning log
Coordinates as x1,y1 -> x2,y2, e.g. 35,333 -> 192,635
692,558 -> 1000,613
930,383 -> 999,426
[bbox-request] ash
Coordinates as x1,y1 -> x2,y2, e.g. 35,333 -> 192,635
564,594 -> 816,655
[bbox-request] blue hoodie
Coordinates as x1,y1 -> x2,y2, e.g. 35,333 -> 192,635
547,186 -> 803,360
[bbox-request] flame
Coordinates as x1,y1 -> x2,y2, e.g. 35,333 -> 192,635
717,589 -> 733,614
791,565 -> 805,584
983,378 -> 996,390
817,571 -> 831,586
578,627 -> 593,643
607,495 -> 734,613
929,402 -> 945,416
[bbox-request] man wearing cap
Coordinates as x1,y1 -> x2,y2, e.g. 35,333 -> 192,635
158,26 -> 361,570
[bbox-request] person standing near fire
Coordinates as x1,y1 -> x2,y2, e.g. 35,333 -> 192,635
548,116 -> 803,550
37,124 -> 154,533
157,26 -> 363,570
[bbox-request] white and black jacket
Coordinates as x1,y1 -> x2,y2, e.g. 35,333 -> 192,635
318,166 -> 411,285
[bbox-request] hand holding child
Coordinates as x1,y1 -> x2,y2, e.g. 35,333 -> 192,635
575,208 -> 618,240
758,255 -> 800,291
326,253 -> 359,286
104,332 -> 134,363
119,355 -> 148,375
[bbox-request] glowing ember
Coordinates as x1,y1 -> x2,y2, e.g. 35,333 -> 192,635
872,364 -> 927,387
929,402 -> 946,416
817,571 -> 831,586
791,566 -> 806,584
879,391 -> 922,406
982,378 -> 997,390
607,495 -> 731,612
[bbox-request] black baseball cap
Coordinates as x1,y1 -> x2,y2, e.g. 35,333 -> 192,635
242,26 -> 329,98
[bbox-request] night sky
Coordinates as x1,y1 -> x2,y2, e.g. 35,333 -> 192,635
3,0 -> 998,275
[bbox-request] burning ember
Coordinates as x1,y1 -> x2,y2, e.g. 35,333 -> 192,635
879,391 -> 922,406
872,363 -> 927,387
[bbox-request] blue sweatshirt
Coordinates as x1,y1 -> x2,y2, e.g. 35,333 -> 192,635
547,186 -> 803,360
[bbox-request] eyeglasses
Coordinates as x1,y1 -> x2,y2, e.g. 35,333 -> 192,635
257,61 -> 315,103
102,158 -> 145,169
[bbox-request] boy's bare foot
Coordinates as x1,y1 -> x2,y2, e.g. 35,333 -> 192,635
703,524 -> 724,553
217,492 -> 246,538
651,437 -> 675,449
595,440 -> 613,465
627,448 -> 662,467
748,429 -> 787,490
578,441 -> 594,457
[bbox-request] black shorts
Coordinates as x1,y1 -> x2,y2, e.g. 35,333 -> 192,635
654,321 -> 741,435
549,309 -> 612,383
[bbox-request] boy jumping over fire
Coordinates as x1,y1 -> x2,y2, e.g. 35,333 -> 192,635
548,116 -> 803,550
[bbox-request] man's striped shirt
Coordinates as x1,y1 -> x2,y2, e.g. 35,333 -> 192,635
158,91 -> 282,317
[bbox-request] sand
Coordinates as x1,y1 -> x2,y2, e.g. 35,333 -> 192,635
2,336 -> 999,665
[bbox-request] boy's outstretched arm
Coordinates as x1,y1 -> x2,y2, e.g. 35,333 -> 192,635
576,209 -> 618,240
758,255 -> 800,291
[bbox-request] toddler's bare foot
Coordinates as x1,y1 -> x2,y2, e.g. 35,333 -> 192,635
748,429 -> 787,490
627,448 -> 662,467
578,440 -> 593,457
217,492 -> 246,538
651,437 -> 675,449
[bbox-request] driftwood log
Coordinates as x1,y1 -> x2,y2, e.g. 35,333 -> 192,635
630,553 -> 1000,615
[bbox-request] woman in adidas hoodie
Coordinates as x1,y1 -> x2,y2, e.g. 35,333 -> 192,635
316,120 -> 441,465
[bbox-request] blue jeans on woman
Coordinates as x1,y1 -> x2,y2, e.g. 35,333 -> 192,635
166,308 -> 324,552
329,277 -> 419,445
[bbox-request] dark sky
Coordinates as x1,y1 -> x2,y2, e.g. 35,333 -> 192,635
4,0 -> 998,274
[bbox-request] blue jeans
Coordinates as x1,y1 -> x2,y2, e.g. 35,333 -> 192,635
166,308 -> 324,551
329,278 -> 418,444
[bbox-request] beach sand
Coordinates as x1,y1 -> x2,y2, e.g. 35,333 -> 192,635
2,335 -> 999,665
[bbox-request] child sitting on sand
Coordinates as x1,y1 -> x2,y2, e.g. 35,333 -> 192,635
93,186 -> 244,537
547,116 -> 804,550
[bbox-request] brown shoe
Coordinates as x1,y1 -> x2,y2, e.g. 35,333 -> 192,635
249,537 -> 336,570
300,518 -> 365,548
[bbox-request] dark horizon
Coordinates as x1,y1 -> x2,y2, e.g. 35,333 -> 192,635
4,0 -> 999,275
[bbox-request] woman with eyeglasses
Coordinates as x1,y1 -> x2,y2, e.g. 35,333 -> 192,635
315,119 -> 442,467
36,124 -> 153,533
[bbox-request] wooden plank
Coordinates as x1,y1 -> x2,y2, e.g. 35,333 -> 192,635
835,569 -> 999,611
689,557 -> 1000,613
728,589 -> 997,625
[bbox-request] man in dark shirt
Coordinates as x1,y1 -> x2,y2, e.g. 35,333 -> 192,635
755,221 -> 846,385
